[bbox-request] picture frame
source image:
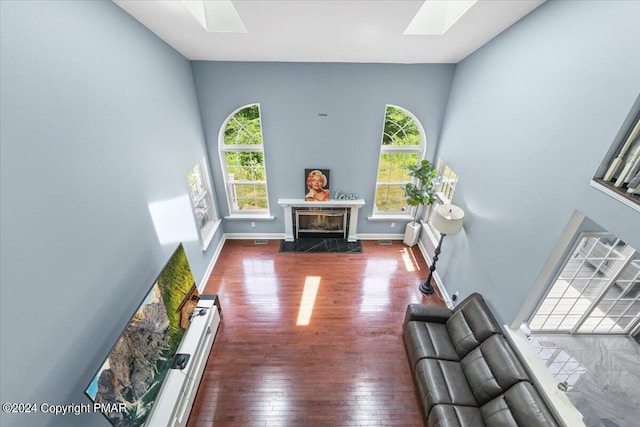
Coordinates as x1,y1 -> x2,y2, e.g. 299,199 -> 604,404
304,169 -> 330,201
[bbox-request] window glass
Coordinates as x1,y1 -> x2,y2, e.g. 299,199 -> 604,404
220,104 -> 270,214
373,106 -> 425,215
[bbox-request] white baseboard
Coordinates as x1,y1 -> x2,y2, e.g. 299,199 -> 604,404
417,239 -> 453,309
224,233 -> 286,240
198,234 -> 227,293
357,233 -> 405,240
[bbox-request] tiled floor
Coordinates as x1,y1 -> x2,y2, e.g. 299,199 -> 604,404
529,334 -> 640,427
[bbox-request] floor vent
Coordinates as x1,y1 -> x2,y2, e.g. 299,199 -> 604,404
536,340 -> 558,349
254,239 -> 268,245
378,240 -> 393,245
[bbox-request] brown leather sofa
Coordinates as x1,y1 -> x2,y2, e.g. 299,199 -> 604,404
403,292 -> 560,427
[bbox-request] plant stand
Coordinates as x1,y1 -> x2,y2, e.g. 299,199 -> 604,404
403,222 -> 421,247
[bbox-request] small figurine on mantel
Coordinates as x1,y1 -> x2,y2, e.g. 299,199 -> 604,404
304,169 -> 330,201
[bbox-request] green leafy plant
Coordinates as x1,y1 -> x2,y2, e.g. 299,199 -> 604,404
405,159 -> 439,225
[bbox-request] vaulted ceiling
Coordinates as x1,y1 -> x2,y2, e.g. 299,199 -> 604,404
114,0 -> 544,63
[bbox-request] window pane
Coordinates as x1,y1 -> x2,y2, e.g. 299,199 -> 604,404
186,159 -> 218,249
377,152 -> 418,182
223,105 -> 262,146
374,105 -> 424,214
382,106 -> 421,147
234,184 -> 268,210
375,184 -> 406,212
530,233 -> 639,334
221,104 -> 270,214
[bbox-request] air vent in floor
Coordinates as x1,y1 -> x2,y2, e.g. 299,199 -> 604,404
378,240 -> 393,245
536,340 -> 558,349
254,239 -> 268,245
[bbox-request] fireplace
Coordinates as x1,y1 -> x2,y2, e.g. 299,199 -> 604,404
295,208 -> 348,239
278,199 -> 365,242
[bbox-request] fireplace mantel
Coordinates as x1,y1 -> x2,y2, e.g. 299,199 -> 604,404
278,198 -> 365,242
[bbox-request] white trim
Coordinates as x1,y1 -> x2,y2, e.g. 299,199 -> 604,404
224,214 -> 275,221
416,239 -> 453,309
197,234 -> 227,293
590,180 -> 640,213
200,219 -> 222,251
511,210 -> 585,329
356,233 -> 405,240
372,104 -> 427,217
367,215 -> 413,221
503,327 -> 587,427
224,233 -> 285,240
218,103 -> 271,215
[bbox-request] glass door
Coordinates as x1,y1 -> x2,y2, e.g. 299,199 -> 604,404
529,233 -> 640,335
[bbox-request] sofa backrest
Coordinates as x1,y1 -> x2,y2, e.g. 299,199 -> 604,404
461,334 -> 530,405
446,292 -> 502,358
480,381 -> 559,427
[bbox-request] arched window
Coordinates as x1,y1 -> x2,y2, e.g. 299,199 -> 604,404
219,104 -> 270,214
373,105 -> 426,216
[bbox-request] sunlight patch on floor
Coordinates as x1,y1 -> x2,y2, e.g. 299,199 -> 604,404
297,276 -> 321,326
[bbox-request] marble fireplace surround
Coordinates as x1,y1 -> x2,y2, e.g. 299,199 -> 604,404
278,198 -> 365,242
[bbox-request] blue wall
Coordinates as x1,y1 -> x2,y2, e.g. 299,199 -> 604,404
191,62 -> 455,236
432,0 -> 640,323
2,0 -> 640,426
0,2 -> 221,426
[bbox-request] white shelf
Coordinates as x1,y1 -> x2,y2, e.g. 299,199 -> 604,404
145,297 -> 221,427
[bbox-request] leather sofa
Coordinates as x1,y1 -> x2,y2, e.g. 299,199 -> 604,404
403,292 -> 560,427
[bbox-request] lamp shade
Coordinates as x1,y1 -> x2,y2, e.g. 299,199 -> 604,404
431,204 -> 465,235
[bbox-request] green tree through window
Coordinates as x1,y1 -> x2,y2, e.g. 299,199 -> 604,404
220,104 -> 269,213
374,105 -> 425,214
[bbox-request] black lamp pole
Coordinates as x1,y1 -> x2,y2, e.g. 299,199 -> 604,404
419,233 -> 446,295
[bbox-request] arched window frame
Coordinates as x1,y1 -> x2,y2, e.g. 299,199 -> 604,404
219,104 -> 271,217
372,105 -> 427,218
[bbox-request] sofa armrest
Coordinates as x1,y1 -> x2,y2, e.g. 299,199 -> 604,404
403,304 -> 453,329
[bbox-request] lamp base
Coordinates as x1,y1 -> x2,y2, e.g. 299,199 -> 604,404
419,280 -> 435,295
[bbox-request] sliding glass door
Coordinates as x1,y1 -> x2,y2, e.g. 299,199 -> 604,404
529,233 -> 640,335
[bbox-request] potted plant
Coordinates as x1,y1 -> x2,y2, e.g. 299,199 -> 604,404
403,159 -> 439,246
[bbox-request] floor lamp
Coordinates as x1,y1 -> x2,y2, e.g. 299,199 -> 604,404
419,204 -> 465,295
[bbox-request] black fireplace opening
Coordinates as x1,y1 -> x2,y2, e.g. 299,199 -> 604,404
293,207 -> 350,240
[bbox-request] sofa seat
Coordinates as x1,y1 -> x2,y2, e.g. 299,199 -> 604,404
427,383 -> 557,427
416,334 -> 529,415
403,293 -> 559,427
428,404 -> 485,427
403,293 -> 502,371
480,382 -> 558,427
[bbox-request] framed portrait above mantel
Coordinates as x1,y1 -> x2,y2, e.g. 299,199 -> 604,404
592,96 -> 640,212
305,169 -> 330,201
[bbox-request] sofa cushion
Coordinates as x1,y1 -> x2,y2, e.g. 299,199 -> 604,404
480,382 -> 559,427
415,358 -> 477,416
446,294 -> 502,359
404,321 -> 460,370
403,304 -> 454,328
428,405 -> 486,427
461,335 -> 530,405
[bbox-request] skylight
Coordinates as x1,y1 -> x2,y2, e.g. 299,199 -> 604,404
184,0 -> 247,33
404,0 -> 478,35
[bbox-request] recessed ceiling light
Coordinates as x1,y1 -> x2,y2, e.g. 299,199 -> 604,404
183,0 -> 247,33
404,0 -> 478,35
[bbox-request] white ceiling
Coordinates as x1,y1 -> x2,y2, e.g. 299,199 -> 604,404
114,0 -> 544,64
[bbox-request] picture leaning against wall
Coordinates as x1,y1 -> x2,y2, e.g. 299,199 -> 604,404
85,243 -> 198,427
305,168 -> 330,201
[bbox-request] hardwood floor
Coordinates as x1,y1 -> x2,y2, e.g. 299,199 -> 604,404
187,239 -> 446,426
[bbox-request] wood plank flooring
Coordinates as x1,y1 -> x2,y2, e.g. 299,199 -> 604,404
187,239 -> 446,426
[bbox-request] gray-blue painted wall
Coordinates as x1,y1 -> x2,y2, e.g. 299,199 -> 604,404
0,2 -> 221,426
2,0 -> 640,426
191,62 -> 455,236
432,0 -> 640,323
